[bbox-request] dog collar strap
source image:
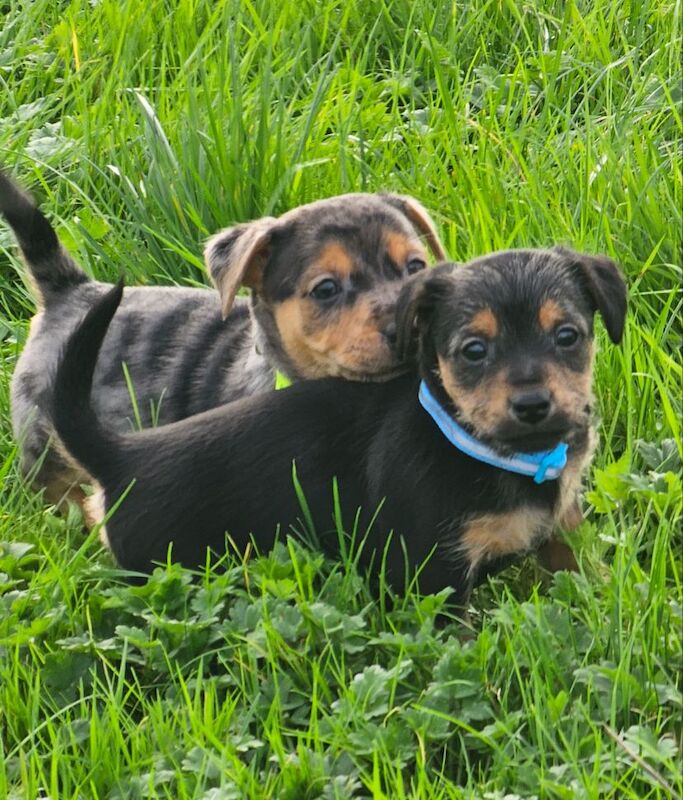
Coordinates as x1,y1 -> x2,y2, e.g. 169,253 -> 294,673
275,371 -> 292,390
418,381 -> 568,484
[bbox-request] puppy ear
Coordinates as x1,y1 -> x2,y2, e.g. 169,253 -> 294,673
204,217 -> 278,318
557,247 -> 628,344
395,266 -> 454,361
383,194 -> 447,261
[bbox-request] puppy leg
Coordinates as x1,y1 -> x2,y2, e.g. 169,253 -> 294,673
537,537 -> 579,573
537,494 -> 584,573
24,440 -> 91,515
38,464 -> 89,510
557,498 -> 584,531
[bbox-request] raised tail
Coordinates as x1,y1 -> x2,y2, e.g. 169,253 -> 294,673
52,282 -> 125,483
0,170 -> 89,302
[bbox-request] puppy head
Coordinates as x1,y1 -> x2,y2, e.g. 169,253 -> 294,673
397,248 -> 627,453
204,193 -> 445,380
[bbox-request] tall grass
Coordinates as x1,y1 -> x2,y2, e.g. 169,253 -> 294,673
0,0 -> 681,797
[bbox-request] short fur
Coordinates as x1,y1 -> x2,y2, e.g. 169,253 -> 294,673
1,171 -> 444,503
50,247 -> 626,603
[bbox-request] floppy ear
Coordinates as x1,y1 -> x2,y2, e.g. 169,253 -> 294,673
395,266 -> 454,361
556,247 -> 628,344
383,194 -> 447,261
204,217 -> 278,318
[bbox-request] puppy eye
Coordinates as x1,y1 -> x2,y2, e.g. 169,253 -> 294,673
461,338 -> 488,363
309,278 -> 342,302
406,258 -> 426,275
555,325 -> 580,348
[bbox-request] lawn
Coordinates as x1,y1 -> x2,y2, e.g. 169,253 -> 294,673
0,1 -> 681,798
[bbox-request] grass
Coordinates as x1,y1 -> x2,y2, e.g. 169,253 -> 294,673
0,0 -> 681,797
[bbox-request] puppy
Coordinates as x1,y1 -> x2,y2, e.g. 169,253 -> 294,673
0,172 -> 445,504
51,247 -> 626,601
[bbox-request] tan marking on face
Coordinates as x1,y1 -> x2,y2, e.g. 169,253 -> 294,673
469,308 -> 499,338
274,295 -> 397,380
459,507 -> 551,576
384,230 -> 427,269
538,299 -> 564,332
437,341 -> 595,440
438,356 -> 509,436
314,241 -> 355,278
544,351 -> 594,423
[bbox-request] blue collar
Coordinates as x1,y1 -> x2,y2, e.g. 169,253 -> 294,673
418,380 -> 568,484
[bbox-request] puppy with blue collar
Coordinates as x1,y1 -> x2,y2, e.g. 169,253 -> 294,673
50,247 -> 626,604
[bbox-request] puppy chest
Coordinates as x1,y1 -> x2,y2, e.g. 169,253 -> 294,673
459,507 -> 552,575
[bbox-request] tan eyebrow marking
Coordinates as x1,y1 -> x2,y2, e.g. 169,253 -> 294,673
538,299 -> 564,332
469,308 -> 498,338
312,241 -> 355,278
384,230 -> 425,269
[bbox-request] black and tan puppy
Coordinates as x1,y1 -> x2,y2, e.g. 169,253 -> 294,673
1,172 -> 444,504
51,248 -> 626,603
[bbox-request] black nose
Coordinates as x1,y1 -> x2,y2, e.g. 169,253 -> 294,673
510,389 -> 551,425
383,321 -> 397,346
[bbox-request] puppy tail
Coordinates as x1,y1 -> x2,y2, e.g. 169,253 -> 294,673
0,170 -> 89,303
52,281 -> 124,483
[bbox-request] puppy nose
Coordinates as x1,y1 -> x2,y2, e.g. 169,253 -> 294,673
510,389 -> 551,425
383,321 -> 397,346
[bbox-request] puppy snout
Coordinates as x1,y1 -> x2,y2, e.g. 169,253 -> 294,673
383,321 -> 397,347
510,389 -> 551,425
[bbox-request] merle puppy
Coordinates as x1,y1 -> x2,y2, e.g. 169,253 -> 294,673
1,172 -> 444,504
51,247 -> 626,603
